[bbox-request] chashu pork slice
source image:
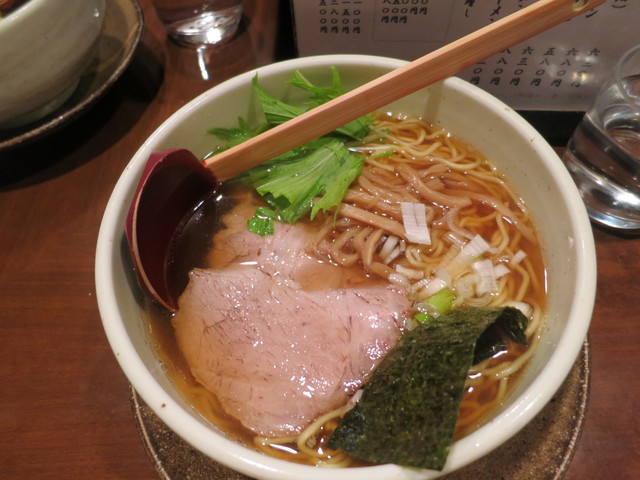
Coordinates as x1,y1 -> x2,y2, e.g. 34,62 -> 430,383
172,266 -> 409,438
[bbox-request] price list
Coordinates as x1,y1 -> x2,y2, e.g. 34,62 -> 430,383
290,0 -> 638,110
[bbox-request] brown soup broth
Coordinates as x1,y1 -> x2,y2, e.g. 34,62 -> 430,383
143,125 -> 547,465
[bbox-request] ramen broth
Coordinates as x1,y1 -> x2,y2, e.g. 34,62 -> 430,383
144,113 -> 547,467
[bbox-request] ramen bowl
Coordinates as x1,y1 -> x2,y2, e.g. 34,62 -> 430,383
0,0 -> 106,128
96,55 -> 597,480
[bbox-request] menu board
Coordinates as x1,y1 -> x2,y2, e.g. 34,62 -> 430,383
290,0 -> 638,111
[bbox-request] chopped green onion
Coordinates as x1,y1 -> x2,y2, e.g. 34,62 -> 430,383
414,287 -> 455,325
427,287 -> 455,314
443,234 -> 491,278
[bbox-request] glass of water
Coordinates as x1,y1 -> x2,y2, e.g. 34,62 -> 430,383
563,45 -> 640,232
152,0 -> 242,48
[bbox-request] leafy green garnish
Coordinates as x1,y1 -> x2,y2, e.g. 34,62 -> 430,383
247,207 -> 279,236
327,306 -> 528,470
252,75 -> 306,126
209,67 -> 374,230
289,68 -> 345,103
207,117 -> 268,150
289,68 -> 373,139
237,137 -> 362,223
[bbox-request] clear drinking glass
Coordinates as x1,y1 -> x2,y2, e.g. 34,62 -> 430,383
152,0 -> 242,48
563,45 -> 640,232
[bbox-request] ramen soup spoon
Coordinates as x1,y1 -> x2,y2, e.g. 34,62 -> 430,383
126,0 -> 604,312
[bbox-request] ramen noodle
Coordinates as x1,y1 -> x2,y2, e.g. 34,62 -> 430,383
146,111 -> 546,468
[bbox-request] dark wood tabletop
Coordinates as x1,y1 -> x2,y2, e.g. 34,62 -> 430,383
1,1 -> 638,478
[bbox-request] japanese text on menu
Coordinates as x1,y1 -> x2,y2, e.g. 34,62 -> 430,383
297,0 -> 635,110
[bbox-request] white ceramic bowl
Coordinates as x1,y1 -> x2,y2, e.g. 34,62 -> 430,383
0,0 -> 106,128
96,55 -> 597,479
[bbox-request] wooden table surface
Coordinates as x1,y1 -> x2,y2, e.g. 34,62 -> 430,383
1,1 -> 638,478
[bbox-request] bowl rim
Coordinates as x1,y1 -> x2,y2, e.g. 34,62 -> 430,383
0,0 -> 41,22
95,54 -> 597,480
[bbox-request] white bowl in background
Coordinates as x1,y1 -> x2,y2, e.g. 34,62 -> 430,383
0,0 -> 106,128
95,55 -> 597,480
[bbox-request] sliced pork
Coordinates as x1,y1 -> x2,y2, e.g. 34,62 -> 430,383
173,267 -> 408,437
173,199 -> 410,437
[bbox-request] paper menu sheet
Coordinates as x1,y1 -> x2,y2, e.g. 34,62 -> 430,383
290,0 -> 638,111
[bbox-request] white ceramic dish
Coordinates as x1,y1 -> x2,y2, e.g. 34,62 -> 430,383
0,0 -> 143,152
0,0 -> 106,128
95,55 -> 597,480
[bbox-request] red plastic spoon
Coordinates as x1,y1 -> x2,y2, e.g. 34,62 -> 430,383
125,0 -> 605,311
125,149 -> 217,311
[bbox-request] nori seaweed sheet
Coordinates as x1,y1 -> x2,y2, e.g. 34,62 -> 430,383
473,306 -> 528,364
327,306 -> 528,470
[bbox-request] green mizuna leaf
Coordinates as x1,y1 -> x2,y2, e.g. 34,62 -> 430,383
207,117 -> 268,149
251,67 -> 372,139
288,67 -> 374,140
252,75 -> 306,126
210,67 -> 375,230
327,306 -> 528,470
237,137 -> 362,224
310,151 -> 363,219
288,67 -> 345,103
247,207 -> 279,236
